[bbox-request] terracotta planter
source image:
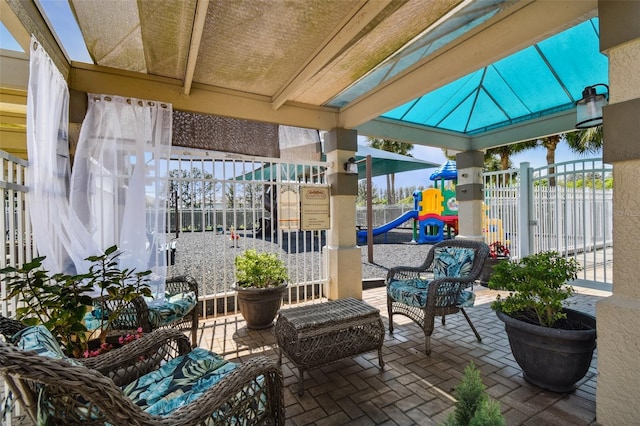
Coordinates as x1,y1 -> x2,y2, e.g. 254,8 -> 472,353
479,256 -> 509,286
497,309 -> 596,393
234,283 -> 287,329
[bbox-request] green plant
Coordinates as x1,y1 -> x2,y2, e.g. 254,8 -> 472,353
1,245 -> 152,356
2,258 -> 94,356
443,362 -> 504,426
234,249 -> 288,289
488,251 -> 581,327
85,245 -> 152,343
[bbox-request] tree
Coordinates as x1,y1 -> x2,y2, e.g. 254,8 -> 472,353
367,137 -> 413,204
485,141 -> 537,171
565,126 -> 603,155
529,126 -> 603,188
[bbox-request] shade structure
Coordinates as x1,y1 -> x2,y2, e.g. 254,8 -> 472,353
354,145 -> 440,179
237,144 -> 439,182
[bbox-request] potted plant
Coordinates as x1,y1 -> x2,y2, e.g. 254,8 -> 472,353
1,245 -> 151,357
478,241 -> 510,286
488,251 -> 596,392
233,249 -> 288,329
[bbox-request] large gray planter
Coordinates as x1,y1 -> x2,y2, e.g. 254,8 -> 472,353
234,283 -> 287,329
497,308 -> 596,393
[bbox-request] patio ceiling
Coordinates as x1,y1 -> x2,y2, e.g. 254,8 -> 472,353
1,0 -> 601,153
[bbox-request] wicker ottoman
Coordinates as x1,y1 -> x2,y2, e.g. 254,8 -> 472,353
275,297 -> 385,395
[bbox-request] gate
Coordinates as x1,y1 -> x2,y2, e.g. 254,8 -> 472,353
483,159 -> 613,283
164,150 -> 330,317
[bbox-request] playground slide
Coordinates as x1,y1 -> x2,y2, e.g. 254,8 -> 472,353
357,210 -> 418,241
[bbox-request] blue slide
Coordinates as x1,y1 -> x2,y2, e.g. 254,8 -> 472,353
357,210 -> 418,242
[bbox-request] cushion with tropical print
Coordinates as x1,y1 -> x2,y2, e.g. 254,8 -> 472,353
13,325 -> 81,365
148,291 -> 197,328
432,247 -> 476,279
122,347 -> 244,416
387,279 -> 475,308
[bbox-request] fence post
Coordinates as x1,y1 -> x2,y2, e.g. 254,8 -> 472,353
518,162 -> 534,258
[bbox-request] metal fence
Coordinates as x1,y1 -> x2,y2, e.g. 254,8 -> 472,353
0,150 -> 32,424
163,150 -> 330,318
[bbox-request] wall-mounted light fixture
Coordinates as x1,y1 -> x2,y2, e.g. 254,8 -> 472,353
576,84 -> 609,129
344,157 -> 358,175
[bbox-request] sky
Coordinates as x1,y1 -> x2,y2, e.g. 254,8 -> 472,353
1,3 -> 602,192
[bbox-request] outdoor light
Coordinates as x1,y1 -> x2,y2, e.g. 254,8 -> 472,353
576,84 -> 609,129
344,157 -> 358,175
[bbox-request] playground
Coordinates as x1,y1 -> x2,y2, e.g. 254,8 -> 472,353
357,160 -> 460,245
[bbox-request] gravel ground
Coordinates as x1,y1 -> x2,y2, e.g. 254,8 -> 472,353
166,228 -> 433,293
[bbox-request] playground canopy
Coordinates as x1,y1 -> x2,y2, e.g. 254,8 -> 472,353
237,144 -> 439,182
354,145 -> 440,179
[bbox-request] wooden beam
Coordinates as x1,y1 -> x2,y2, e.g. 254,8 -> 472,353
183,0 -> 209,95
70,63 -> 339,130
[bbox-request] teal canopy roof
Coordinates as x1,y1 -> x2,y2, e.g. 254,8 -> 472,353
360,18 -> 608,137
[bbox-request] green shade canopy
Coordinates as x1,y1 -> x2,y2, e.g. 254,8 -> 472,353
354,145 -> 439,179
236,144 -> 439,182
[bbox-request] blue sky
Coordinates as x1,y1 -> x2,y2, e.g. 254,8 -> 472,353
1,4 -> 601,192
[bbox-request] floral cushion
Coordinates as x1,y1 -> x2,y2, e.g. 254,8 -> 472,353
148,291 -> 196,328
387,279 -> 475,308
122,347 -> 245,416
432,247 -> 476,279
13,325 -> 81,365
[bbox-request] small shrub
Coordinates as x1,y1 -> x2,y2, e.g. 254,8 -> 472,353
488,251 -> 581,327
234,249 -> 288,288
442,362 -> 505,426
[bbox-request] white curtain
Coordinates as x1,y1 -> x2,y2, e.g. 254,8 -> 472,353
69,94 -> 173,301
26,36 -> 95,274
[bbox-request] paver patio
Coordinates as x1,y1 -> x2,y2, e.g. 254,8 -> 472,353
195,282 -> 608,426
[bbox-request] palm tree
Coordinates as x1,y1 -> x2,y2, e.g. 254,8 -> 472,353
486,141 -> 538,171
564,126 -> 603,154
367,137 -> 413,204
534,127 -> 603,187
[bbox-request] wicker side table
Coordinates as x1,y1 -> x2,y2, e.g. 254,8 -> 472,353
275,297 -> 385,396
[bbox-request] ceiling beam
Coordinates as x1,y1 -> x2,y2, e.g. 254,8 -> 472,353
271,0 -> 392,110
5,0 -> 70,80
183,0 -> 209,95
70,63 -> 339,130
471,109 -> 578,150
339,0 -> 597,129
0,50 -> 29,89
1,0 -> 30,52
357,117 -> 471,151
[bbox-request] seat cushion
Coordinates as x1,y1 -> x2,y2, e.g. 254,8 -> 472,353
387,279 -> 475,308
432,247 -> 476,279
148,291 -> 197,328
84,291 -> 197,331
122,347 -> 239,416
13,325 -> 81,365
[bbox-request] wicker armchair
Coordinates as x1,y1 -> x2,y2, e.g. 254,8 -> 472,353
386,239 -> 489,355
0,323 -> 285,425
91,275 -> 200,347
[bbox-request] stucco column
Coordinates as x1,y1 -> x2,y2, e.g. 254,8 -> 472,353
323,128 -> 362,300
596,1 -> 640,424
455,150 -> 484,241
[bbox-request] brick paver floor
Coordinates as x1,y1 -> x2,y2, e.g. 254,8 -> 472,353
196,282 -> 609,426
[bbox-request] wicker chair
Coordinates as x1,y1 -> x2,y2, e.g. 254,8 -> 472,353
386,239 -> 489,355
0,320 -> 285,425
91,275 -> 200,347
